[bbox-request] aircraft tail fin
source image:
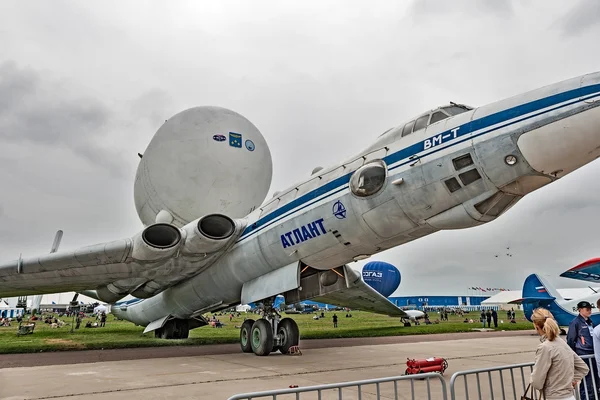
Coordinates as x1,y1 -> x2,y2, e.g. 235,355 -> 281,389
522,274 -> 563,305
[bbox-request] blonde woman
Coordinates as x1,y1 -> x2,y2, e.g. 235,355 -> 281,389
530,308 -> 589,399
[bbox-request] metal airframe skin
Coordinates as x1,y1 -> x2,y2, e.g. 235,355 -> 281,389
1,72 -> 600,336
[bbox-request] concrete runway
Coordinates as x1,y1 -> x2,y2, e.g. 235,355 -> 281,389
0,330 -> 544,400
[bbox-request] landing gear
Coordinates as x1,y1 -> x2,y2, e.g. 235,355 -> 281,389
240,319 -> 255,353
154,319 -> 190,339
277,317 -> 300,354
240,297 -> 299,356
251,319 -> 273,356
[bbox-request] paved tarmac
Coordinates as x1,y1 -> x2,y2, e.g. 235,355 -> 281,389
0,330 -> 544,400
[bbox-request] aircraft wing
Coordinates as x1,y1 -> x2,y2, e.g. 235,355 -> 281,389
0,238 -> 139,297
288,265 -> 408,318
0,220 -> 245,300
560,258 -> 600,283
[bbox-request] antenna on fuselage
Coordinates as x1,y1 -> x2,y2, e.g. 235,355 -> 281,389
589,286 -> 598,294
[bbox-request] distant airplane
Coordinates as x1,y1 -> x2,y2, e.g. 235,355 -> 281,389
1,71 -> 600,356
520,273 -> 600,329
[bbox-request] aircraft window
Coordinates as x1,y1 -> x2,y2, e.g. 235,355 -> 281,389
413,115 -> 429,132
402,121 -> 415,137
459,169 -> 482,186
475,193 -> 517,217
429,111 -> 449,125
444,177 -> 461,193
442,105 -> 470,116
452,154 -> 474,170
350,160 -> 387,197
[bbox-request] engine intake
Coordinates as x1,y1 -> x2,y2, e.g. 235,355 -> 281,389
142,223 -> 182,249
198,214 -> 235,240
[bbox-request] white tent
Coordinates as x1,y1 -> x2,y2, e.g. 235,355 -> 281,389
93,304 -> 108,314
0,304 -> 24,319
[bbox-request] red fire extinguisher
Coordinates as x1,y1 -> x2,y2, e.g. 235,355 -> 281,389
405,357 -> 448,375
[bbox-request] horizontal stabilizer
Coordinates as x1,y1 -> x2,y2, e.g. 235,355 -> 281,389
560,258 -> 600,283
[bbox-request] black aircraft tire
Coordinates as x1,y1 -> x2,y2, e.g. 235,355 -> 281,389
251,319 -> 273,356
240,319 -> 255,353
175,320 -> 190,339
159,321 -> 176,339
278,318 -> 299,354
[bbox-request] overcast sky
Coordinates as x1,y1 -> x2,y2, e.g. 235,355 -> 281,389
1,0 -> 600,297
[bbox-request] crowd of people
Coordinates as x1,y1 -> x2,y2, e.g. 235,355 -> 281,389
5,310 -> 110,331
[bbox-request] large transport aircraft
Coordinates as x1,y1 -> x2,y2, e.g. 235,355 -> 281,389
1,72 -> 600,356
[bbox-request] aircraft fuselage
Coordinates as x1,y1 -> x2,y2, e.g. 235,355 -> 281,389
116,72 -> 600,326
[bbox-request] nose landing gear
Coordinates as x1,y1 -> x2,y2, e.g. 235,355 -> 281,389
239,297 -> 299,356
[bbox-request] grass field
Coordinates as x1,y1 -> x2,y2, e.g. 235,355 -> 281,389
0,310 -> 532,354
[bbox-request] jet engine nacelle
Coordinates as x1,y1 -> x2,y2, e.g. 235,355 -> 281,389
131,223 -> 183,261
181,213 -> 245,254
95,223 -> 183,302
134,106 -> 273,227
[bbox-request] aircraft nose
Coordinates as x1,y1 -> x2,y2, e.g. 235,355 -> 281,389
517,74 -> 600,177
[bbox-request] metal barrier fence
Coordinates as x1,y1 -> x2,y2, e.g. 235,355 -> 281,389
227,372 -> 448,400
449,354 -> 598,400
449,361 -> 537,400
228,355 -> 599,400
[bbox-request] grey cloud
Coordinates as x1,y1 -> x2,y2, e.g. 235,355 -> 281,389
408,0 -> 513,19
0,61 -> 121,176
129,89 -> 173,129
556,0 -> 600,36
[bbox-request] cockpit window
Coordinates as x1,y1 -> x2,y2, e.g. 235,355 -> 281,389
413,114 -> 429,132
350,160 -> 387,197
430,111 -> 449,125
402,120 -> 415,137
442,105 -> 471,116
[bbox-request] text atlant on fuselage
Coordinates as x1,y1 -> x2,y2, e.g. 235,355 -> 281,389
281,218 -> 326,248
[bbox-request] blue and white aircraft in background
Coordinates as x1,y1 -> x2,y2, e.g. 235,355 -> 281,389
521,273 -> 600,329
1,71 -> 600,356
520,258 -> 600,329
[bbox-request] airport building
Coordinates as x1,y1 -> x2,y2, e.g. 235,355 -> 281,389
389,295 -> 491,310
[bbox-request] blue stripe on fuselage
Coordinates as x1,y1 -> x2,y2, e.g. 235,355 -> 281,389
238,84 -> 600,243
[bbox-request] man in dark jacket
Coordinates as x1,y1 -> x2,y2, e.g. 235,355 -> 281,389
567,301 -> 598,400
491,309 -> 498,328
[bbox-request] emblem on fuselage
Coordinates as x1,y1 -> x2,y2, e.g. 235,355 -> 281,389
245,139 -> 255,151
229,132 -> 242,148
213,134 -> 226,142
333,200 -> 347,219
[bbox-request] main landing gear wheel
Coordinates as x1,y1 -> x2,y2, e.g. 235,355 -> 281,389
277,318 -> 299,354
154,319 -> 190,339
251,319 -> 273,356
240,319 -> 255,353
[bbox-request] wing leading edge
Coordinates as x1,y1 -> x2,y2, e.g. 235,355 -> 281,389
560,258 -> 600,283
